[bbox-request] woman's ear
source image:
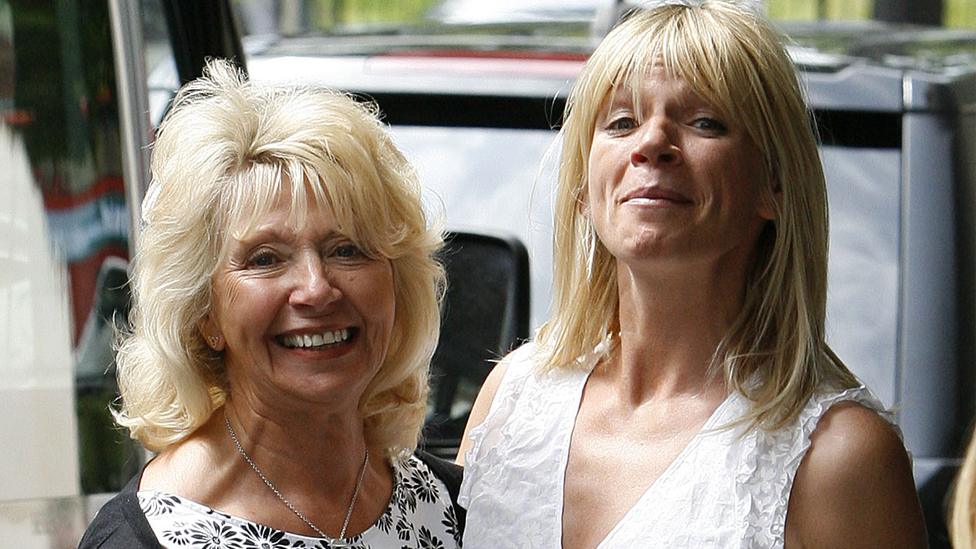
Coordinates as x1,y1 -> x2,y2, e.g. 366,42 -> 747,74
199,316 -> 225,351
578,189 -> 591,219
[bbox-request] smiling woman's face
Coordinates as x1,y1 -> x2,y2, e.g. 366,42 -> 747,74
204,189 -> 396,415
585,66 -> 773,272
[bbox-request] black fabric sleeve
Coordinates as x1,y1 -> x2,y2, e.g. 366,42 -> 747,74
415,450 -> 467,532
77,471 -> 162,548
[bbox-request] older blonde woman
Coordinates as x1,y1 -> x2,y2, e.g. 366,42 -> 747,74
458,2 -> 925,547
80,60 -> 462,548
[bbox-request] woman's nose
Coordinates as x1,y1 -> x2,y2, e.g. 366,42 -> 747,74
630,120 -> 681,167
289,253 -> 341,309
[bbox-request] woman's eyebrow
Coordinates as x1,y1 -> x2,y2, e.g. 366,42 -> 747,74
607,89 -> 634,107
236,225 -> 350,246
233,225 -> 293,246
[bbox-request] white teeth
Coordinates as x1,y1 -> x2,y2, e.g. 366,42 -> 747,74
281,329 -> 351,349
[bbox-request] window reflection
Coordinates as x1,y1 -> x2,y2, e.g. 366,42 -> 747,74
2,0 -> 138,498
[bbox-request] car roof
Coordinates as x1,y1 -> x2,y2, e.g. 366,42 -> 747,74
242,17 -> 976,106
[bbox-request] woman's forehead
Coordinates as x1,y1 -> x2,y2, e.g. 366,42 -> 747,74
600,67 -> 715,111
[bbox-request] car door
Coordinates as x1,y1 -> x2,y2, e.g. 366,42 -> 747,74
0,1 -> 243,544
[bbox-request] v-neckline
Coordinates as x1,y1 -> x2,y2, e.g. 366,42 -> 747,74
555,364 -> 737,549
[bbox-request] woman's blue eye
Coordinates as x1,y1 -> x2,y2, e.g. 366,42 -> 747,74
334,244 -> 363,258
247,251 -> 278,268
692,117 -> 727,132
607,116 -> 638,132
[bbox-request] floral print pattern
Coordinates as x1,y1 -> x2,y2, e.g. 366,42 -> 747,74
140,455 -> 461,549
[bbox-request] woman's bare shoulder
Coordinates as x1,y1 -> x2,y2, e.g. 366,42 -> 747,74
454,342 -> 546,465
139,422 -> 224,496
786,402 -> 927,548
455,359 -> 511,465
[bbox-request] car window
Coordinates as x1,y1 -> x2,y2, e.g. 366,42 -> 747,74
0,0 -> 194,541
391,126 -> 557,329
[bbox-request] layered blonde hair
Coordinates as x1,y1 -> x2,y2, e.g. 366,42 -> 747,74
535,0 -> 859,429
115,60 -> 444,457
951,431 -> 976,547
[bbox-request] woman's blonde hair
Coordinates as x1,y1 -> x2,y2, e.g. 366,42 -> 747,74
536,0 -> 859,429
951,430 -> 976,547
115,59 -> 444,458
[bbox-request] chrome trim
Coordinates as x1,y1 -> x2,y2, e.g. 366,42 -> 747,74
108,0 -> 152,254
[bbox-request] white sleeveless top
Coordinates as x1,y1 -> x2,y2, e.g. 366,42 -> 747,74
458,343 -> 891,548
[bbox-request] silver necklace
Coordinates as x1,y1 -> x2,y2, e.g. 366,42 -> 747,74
224,414 -> 369,540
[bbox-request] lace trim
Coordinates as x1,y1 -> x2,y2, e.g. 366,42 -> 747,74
458,343 -> 539,508
734,385 -> 890,547
458,340 -> 608,509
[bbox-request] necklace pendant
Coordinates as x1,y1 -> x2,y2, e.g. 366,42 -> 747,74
223,414 -> 369,545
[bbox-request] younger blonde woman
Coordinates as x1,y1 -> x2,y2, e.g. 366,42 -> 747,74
458,2 -> 926,547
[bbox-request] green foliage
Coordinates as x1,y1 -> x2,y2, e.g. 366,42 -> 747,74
294,0 -> 439,29
947,0 -> 976,28
10,0 -> 119,168
336,0 -> 439,23
768,0 -> 976,27
768,0 -> 871,21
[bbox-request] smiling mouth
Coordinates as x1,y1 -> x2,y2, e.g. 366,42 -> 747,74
625,197 -> 680,204
620,187 -> 693,205
278,328 -> 353,349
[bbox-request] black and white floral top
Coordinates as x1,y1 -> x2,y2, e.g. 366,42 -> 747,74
138,455 -> 462,549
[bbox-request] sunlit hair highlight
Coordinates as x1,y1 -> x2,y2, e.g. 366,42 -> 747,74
951,428 -> 976,547
536,0 -> 859,429
115,59 -> 444,457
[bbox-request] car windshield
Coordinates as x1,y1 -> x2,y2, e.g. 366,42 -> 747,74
235,0 -> 610,37
227,1 -> 976,72
231,0 -> 976,38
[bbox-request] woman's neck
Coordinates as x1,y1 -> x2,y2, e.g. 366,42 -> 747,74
607,257 -> 748,404
141,401 -> 392,538
221,398 -> 369,491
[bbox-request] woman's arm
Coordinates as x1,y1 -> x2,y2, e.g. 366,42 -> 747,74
785,402 -> 927,548
455,361 -> 510,466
